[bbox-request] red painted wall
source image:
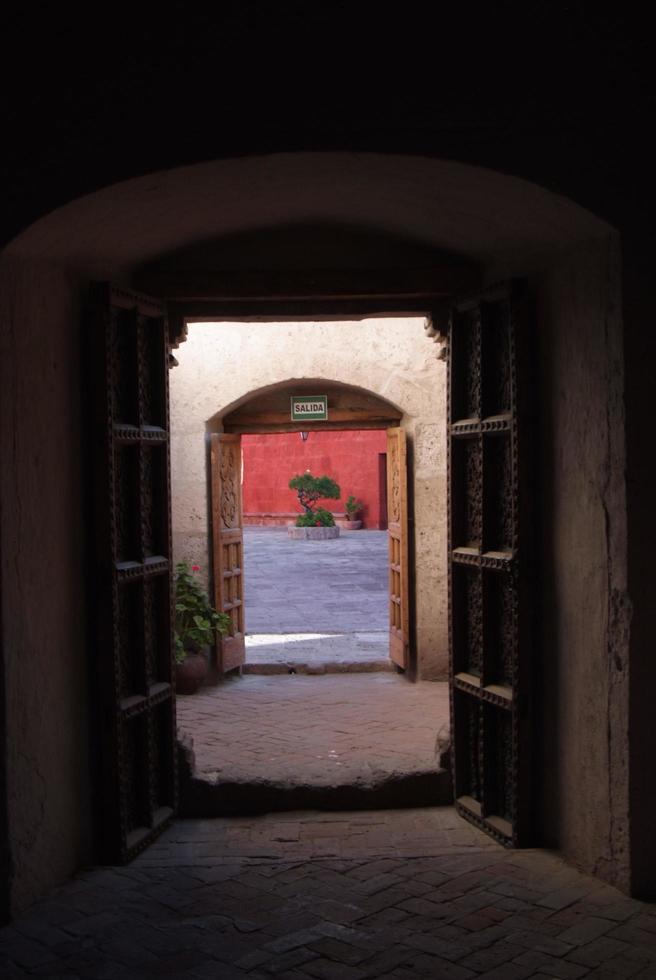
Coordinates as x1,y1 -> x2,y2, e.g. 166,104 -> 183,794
242,430 -> 387,528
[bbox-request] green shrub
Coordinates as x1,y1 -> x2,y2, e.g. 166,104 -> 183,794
295,507 -> 336,527
289,472 -> 340,519
344,494 -> 364,518
174,562 -> 231,663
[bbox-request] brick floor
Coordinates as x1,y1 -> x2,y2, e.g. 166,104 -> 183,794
3,808 -> 656,978
176,674 -> 450,789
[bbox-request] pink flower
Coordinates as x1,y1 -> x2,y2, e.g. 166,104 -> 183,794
191,565 -> 201,572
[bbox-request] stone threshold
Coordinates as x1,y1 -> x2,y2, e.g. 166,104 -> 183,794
242,659 -> 395,675
178,736 -> 452,817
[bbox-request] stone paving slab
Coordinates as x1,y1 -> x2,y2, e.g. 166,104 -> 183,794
3,809 -> 656,979
243,528 -> 388,635
244,632 -> 392,673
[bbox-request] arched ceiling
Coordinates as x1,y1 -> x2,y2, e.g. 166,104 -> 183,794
5,153 -> 612,280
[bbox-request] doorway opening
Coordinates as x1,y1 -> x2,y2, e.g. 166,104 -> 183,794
169,316 -> 452,808
170,316 -> 447,684
240,428 -> 391,675
210,425 -> 405,676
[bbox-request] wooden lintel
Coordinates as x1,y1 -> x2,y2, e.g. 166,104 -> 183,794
223,419 -> 399,435
172,299 -> 443,322
140,265 -> 479,304
227,409 -> 401,427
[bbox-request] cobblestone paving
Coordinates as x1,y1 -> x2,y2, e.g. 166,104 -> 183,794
3,808 -> 656,978
243,528 -> 388,635
177,674 -> 450,787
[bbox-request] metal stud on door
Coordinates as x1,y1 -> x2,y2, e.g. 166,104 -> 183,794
90,283 -> 177,863
448,282 -> 532,846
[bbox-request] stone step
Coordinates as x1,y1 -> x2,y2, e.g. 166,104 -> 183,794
177,736 -> 453,817
242,659 -> 395,675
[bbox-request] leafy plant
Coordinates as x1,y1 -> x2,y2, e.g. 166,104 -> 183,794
295,507 -> 336,527
174,562 -> 231,663
344,494 -> 364,518
289,472 -> 340,523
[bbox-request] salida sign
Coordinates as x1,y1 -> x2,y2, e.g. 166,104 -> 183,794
290,396 -> 328,421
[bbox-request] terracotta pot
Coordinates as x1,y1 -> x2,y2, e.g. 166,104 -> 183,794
343,519 -> 362,530
175,652 -> 209,695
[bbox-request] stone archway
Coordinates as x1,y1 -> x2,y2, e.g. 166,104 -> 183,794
0,152 -> 633,910
169,321 -> 447,680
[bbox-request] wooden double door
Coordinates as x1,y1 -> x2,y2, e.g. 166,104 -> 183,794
208,427 -> 411,675
91,280 -> 531,861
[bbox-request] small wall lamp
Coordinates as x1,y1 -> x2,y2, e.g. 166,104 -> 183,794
300,431 -> 309,442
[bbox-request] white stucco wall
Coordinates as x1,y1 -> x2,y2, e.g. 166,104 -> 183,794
170,317 -> 448,679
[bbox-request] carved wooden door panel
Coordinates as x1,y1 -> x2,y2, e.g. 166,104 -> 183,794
210,433 -> 246,673
90,283 -> 176,863
386,427 -> 409,669
449,281 -> 532,846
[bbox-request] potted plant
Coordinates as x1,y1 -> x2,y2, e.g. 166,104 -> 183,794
343,494 -> 364,530
288,472 -> 341,538
174,562 -> 231,694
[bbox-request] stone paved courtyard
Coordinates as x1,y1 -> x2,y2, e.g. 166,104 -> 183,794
3,807 -> 656,978
243,528 -> 389,670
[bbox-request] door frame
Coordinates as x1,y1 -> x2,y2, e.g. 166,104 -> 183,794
208,418 -> 415,675
153,270 -> 479,678
150,268 -> 536,845
209,433 -> 246,677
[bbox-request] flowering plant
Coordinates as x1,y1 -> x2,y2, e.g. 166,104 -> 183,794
174,562 -> 231,663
